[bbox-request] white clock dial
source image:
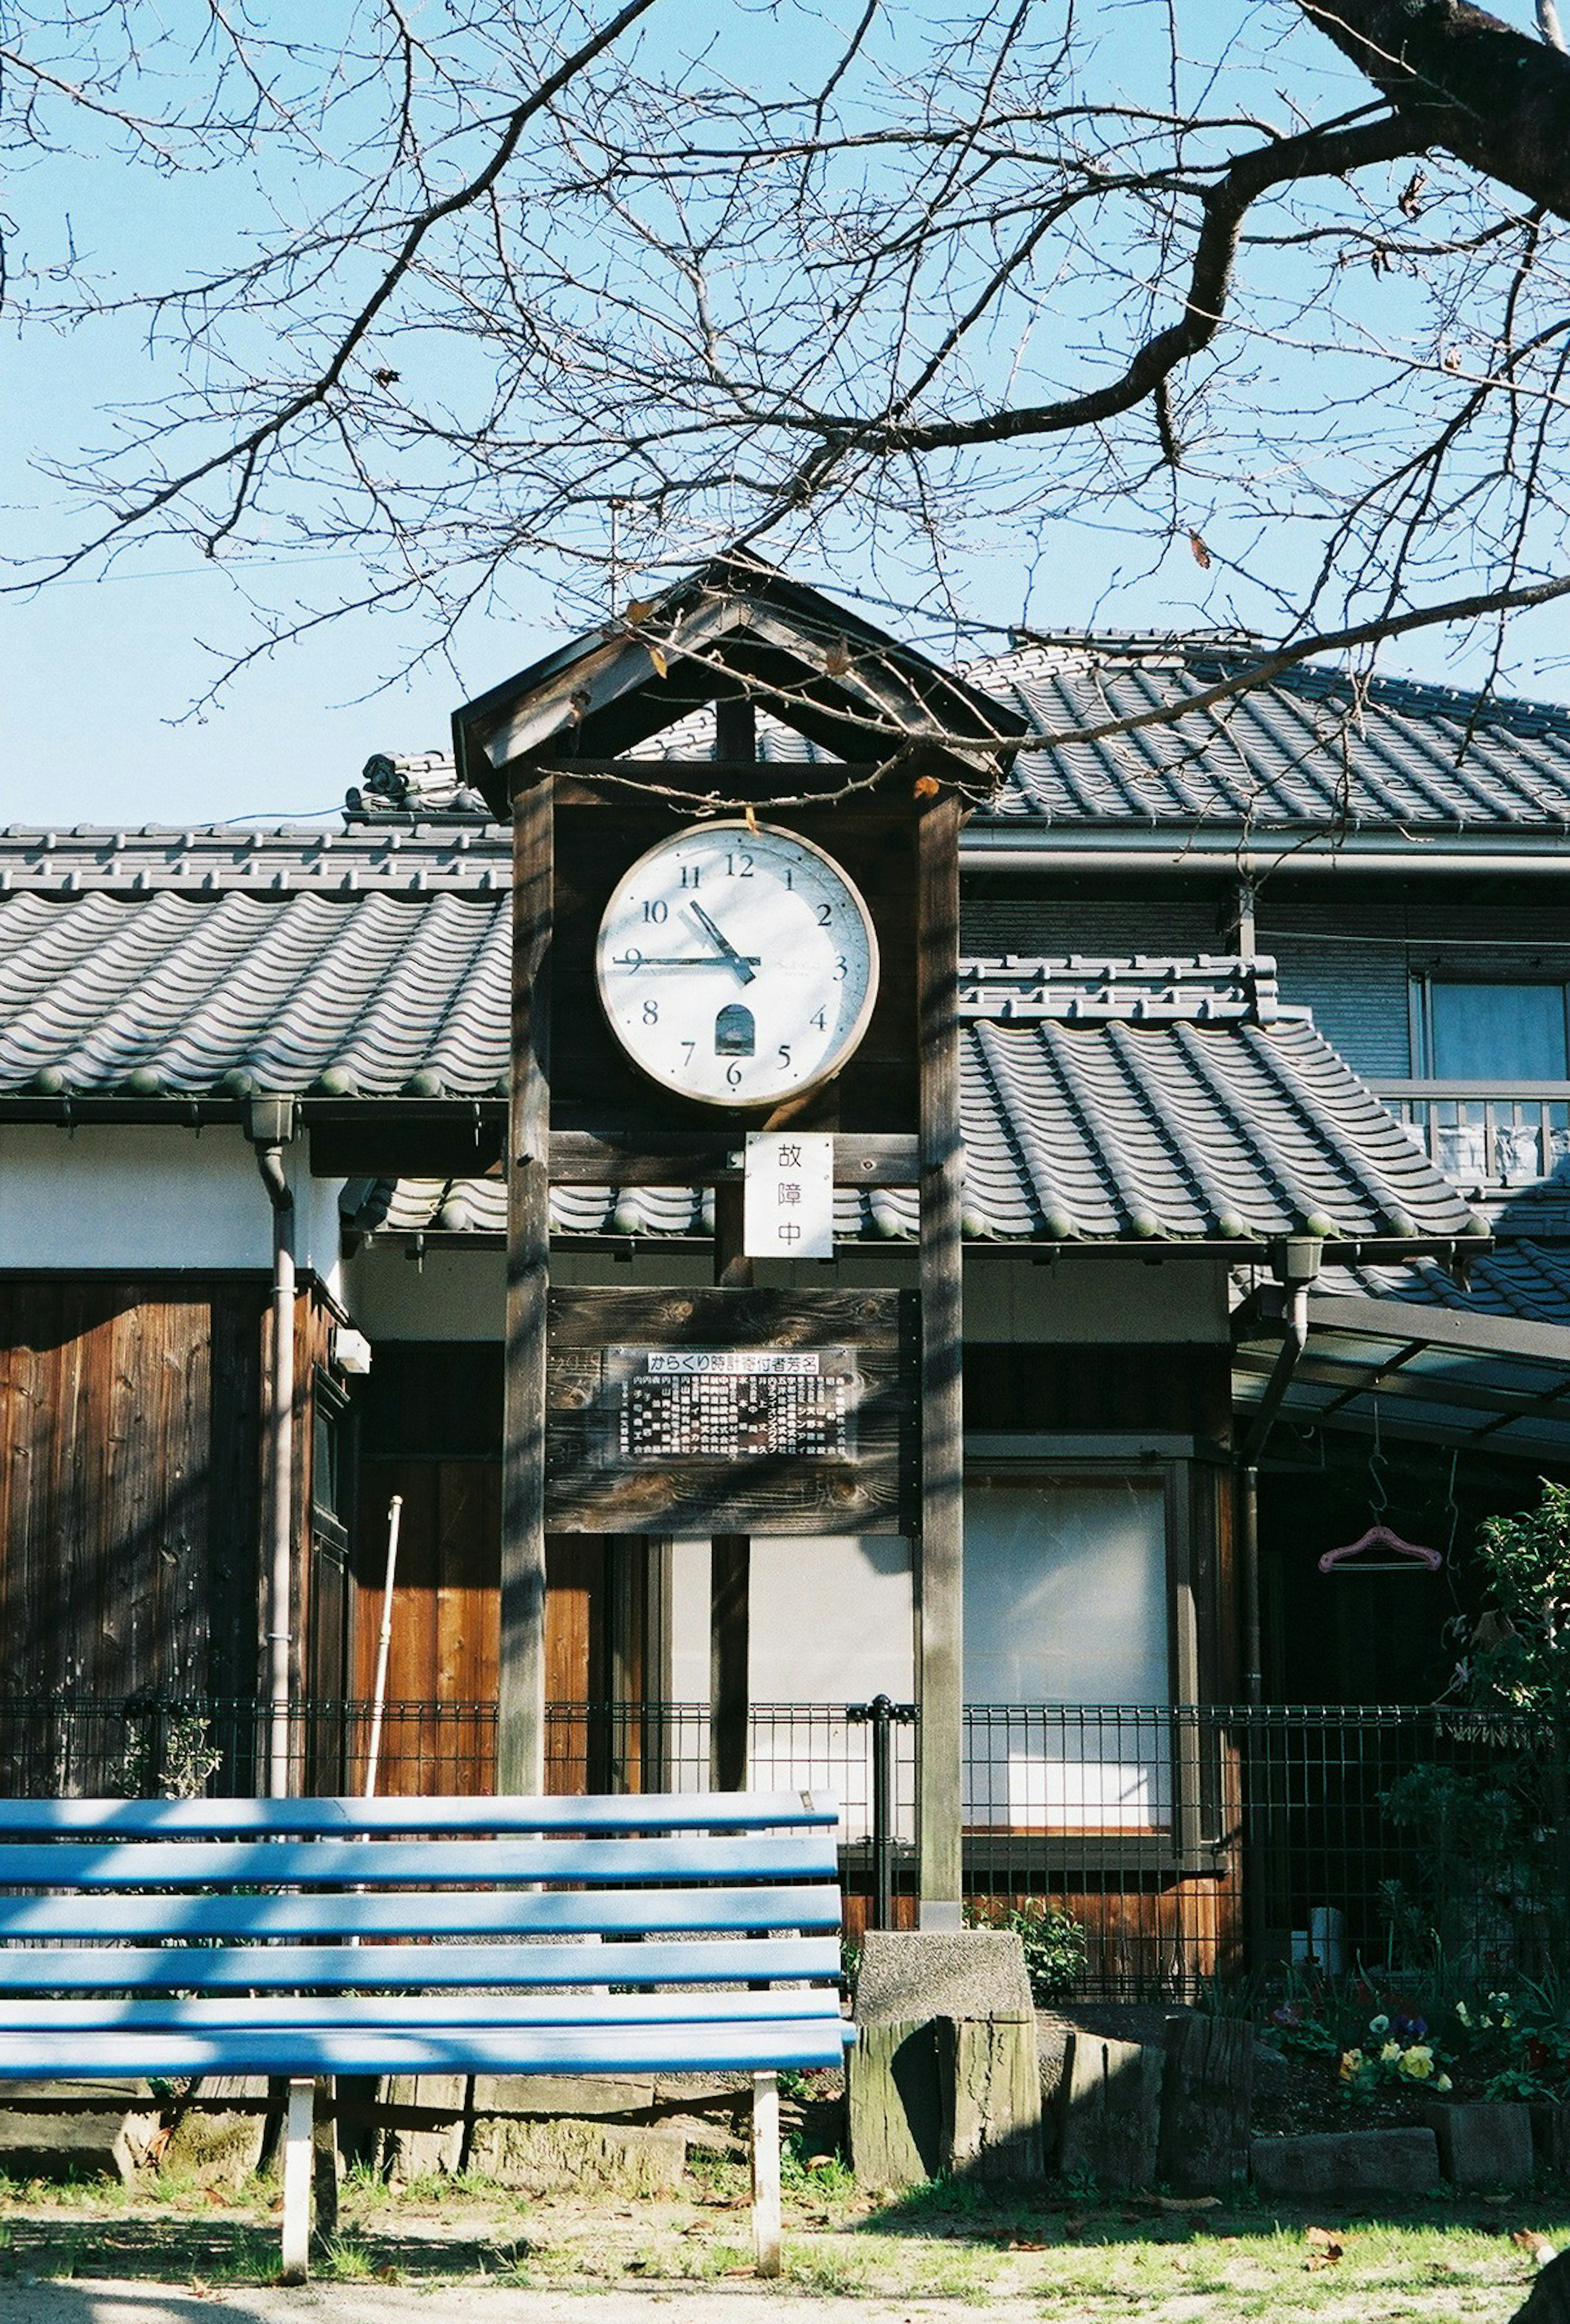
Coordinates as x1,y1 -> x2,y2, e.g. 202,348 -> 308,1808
595,821 -> 880,1108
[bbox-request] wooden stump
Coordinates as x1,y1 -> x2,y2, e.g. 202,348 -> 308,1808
1158,2015 -> 1253,2194
1056,2032 -> 1163,2191
946,2016 -> 1045,2185
849,2019 -> 946,2189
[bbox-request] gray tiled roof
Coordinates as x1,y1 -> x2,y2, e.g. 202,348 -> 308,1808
619,635 -> 1570,831
1319,1241 -> 1570,1326
0,827 -> 1494,1247
343,957 -> 1478,1249
354,635 -> 1570,832
0,828 -> 511,1099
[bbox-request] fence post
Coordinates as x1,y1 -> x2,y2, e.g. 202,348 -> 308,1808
849,1697 -> 918,1931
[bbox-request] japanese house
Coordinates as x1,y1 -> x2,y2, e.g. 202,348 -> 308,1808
5,563 -> 1570,1985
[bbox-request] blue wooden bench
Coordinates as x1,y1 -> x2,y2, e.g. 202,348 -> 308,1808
0,1789 -> 849,2279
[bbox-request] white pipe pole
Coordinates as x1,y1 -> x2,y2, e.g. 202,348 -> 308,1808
363,1494 -> 404,1800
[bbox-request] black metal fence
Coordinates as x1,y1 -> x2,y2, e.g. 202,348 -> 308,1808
0,1695 -> 1550,1999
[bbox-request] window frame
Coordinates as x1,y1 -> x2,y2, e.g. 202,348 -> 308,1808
1413,969 -> 1570,1082
959,1442 -> 1218,1871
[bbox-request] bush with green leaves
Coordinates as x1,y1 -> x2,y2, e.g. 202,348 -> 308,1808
965,1899 -> 1087,2001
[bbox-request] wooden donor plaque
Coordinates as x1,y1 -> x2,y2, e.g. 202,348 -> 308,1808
546,1286 -> 917,1537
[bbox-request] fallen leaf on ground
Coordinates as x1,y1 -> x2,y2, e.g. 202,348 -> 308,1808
1305,2226 -> 1344,2271
1514,2231 -> 1558,2265
1006,2239 -> 1048,2250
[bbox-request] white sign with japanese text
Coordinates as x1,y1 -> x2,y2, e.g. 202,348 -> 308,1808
742,1131 -> 834,1260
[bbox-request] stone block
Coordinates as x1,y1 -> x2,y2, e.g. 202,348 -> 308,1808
469,2074 -> 657,2118
849,2019 -> 945,2189
1251,2128 -> 1440,2199
949,2015 -> 1045,2184
1056,2032 -> 1163,2191
465,2115 -> 686,2195
854,1930 -> 1033,2026
160,2107 -> 267,2191
1532,2099 -> 1570,2180
1426,2101 -> 1535,2190
0,2104 -> 161,2185
1159,2015 -> 1254,2195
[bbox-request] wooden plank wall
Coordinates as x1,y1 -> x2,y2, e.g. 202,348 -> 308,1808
0,1277 -> 265,1788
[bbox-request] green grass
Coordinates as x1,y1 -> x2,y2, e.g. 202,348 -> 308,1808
0,2158 -> 1567,2313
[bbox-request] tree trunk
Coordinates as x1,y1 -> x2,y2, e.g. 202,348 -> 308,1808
1304,0 -> 1570,221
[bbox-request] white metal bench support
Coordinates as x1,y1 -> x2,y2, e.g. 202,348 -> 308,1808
751,2069 -> 781,2277
280,2075 -> 314,2282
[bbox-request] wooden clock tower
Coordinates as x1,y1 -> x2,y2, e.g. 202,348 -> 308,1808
453,555 -> 1021,1923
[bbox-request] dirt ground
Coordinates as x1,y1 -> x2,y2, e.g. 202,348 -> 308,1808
0,2165 -> 1565,2324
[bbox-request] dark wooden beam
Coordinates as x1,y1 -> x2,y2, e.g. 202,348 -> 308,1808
709,1165 -> 751,1790
547,1131 -> 919,1186
500,776 -> 552,1794
917,792 -> 964,1925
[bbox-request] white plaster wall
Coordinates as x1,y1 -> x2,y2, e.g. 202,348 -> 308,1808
665,1535 -> 914,1705
343,1244 -> 506,1339
965,1253 -> 1229,1343
0,1125 -> 347,1301
347,1241 -> 1225,1346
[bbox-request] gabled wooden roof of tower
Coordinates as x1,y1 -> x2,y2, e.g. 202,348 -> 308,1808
450,552 -> 1027,810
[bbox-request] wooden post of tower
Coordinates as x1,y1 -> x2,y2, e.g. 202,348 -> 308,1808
710,691 -> 755,1790
500,774 -> 552,1795
917,790 -> 964,1925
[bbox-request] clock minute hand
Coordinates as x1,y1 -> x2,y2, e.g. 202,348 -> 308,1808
687,901 -> 757,986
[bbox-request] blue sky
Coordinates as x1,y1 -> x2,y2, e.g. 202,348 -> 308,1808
3,0 -> 1568,831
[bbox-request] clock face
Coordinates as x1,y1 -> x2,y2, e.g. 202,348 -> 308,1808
595,821 -> 880,1108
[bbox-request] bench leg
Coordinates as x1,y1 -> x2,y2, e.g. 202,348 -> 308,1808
280,2076 -> 314,2283
751,2070 -> 781,2278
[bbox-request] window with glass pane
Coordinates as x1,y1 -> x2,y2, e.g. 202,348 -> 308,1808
1430,983 -> 1569,1080
964,1478 -> 1170,1832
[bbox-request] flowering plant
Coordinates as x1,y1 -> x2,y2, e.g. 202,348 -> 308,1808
1338,2011 -> 1453,2103
1446,1984 -> 1570,2100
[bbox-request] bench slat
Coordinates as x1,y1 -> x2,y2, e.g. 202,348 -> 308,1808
0,1833 -> 836,1889
0,1792 -> 839,1837
0,2021 -> 852,2078
0,1990 -> 841,2032
0,1935 -> 839,1990
0,1883 -> 838,1942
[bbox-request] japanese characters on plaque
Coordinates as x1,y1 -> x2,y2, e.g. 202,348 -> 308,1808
742,1131 -> 834,1260
612,1347 -> 858,1463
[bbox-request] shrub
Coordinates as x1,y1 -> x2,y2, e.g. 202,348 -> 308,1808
965,1899 -> 1087,2001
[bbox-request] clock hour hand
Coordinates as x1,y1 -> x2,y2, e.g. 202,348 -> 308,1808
610,952 -> 760,969
687,901 -> 757,986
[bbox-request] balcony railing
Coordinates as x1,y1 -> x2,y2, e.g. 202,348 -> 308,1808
1373,1080 -> 1570,1189
0,1696 -> 1550,2001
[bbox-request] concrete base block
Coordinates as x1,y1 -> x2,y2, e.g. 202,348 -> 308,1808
1426,2101 -> 1535,2190
854,1931 -> 1034,2026
1251,2128 -> 1440,2198
467,2116 -> 686,2196
0,2104 -> 161,2186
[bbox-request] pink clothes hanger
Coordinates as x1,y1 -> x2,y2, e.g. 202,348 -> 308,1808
1318,1402 -> 1443,1573
1319,1523 -> 1442,1574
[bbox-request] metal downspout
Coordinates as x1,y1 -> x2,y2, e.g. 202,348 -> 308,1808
251,1106 -> 297,1799
1236,1238 -> 1316,1971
